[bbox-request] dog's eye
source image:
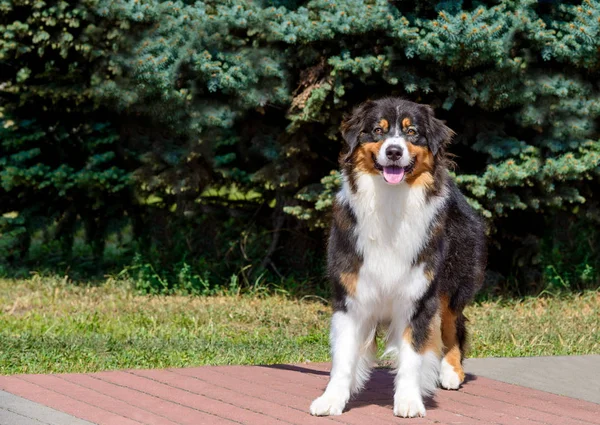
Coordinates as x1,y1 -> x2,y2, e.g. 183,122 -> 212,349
406,128 -> 417,136
373,127 -> 384,135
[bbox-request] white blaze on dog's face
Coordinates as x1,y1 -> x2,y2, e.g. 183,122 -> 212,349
340,98 -> 453,189
377,134 -> 411,184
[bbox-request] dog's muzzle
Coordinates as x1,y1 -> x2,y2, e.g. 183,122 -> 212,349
377,138 -> 411,185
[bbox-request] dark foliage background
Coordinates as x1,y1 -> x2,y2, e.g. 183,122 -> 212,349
1,0 -> 599,296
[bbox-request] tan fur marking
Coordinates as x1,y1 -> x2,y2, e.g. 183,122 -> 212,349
405,144 -> 435,188
441,295 -> 465,382
424,269 -> 435,282
422,310 -> 443,355
410,172 -> 435,188
445,346 -> 464,381
403,310 -> 443,355
340,272 -> 358,296
378,119 -> 389,132
403,326 -> 412,343
353,141 -> 384,175
402,117 -> 412,128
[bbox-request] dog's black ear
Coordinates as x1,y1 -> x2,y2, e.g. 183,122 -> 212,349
424,105 -> 454,156
340,100 -> 375,162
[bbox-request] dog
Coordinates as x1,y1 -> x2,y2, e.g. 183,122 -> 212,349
309,98 -> 486,418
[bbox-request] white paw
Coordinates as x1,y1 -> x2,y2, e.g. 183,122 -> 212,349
439,359 -> 462,390
394,395 -> 426,418
310,393 -> 346,416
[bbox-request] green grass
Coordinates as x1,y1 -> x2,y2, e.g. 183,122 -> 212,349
1,276 -> 598,375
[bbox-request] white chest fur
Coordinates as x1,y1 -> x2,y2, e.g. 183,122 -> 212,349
338,173 -> 446,321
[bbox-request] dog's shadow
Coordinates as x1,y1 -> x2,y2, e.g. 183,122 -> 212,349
347,370 -> 477,412
264,364 -> 477,412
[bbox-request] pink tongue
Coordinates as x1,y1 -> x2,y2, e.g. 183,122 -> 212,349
383,166 -> 405,184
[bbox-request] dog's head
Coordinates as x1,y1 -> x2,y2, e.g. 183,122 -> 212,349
340,98 -> 454,186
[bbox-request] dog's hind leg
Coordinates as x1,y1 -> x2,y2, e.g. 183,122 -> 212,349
439,295 -> 466,390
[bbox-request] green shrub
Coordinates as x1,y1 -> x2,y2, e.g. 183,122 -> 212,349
540,213 -> 600,293
1,0 -> 599,294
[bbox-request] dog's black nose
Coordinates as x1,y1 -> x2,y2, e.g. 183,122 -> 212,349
385,145 -> 403,161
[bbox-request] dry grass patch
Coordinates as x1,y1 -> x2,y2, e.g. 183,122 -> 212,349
1,276 -> 598,374
467,292 -> 599,357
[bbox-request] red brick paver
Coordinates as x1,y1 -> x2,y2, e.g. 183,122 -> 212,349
1,363 -> 598,425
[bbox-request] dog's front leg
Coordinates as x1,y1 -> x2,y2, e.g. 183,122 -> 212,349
393,296 -> 442,418
393,336 -> 427,417
310,310 -> 369,416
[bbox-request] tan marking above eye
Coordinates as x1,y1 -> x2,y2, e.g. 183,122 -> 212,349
402,117 -> 412,128
378,119 -> 389,132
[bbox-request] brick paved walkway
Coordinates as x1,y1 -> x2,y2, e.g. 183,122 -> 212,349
1,362 -> 599,425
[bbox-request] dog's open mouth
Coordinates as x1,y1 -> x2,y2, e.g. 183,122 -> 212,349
372,154 -> 414,185
382,166 -> 405,184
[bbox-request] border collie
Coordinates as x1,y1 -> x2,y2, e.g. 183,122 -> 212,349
310,98 -> 486,418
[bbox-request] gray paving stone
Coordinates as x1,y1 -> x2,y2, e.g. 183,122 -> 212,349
0,390 -> 95,425
0,408 -> 47,425
465,354 -> 600,404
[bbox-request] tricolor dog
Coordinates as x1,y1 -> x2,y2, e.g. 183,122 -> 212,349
310,98 -> 486,418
